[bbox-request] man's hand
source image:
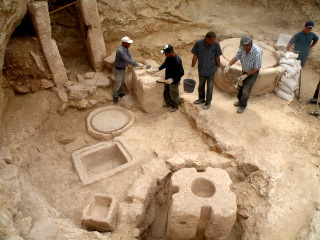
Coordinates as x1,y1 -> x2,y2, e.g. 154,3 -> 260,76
137,63 -> 144,69
149,68 -> 159,74
224,65 -> 230,74
165,78 -> 173,84
237,74 -> 247,82
217,67 -> 222,76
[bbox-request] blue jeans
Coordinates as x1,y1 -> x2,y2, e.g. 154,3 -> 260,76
237,72 -> 259,107
198,75 -> 215,104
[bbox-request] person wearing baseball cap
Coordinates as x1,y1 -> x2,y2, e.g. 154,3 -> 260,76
286,21 -> 318,68
223,36 -> 263,114
286,21 -> 319,104
156,44 -> 184,112
113,36 -> 144,103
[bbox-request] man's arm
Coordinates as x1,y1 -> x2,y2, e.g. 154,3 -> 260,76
310,40 -> 318,48
119,48 -> 138,66
228,57 -> 237,66
191,55 -> 198,68
246,68 -> 260,76
286,43 -> 293,51
215,56 -> 221,67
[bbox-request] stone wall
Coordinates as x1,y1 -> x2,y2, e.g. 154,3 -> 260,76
0,0 -> 30,117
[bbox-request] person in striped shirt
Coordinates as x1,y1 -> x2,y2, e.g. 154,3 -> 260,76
224,36 -> 263,114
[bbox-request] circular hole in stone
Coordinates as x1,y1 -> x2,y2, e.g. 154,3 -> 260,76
191,178 -> 215,198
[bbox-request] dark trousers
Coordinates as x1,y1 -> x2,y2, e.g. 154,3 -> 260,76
237,71 -> 259,108
198,75 -> 215,104
164,83 -> 180,107
313,82 -> 320,99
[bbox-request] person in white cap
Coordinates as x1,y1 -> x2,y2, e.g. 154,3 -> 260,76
224,36 -> 263,114
113,36 -> 144,103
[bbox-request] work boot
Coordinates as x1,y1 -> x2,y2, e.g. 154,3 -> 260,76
308,98 -> 318,104
193,99 -> 205,104
163,103 -> 172,108
113,97 -> 118,104
234,101 -> 240,107
203,103 -> 210,110
237,107 -> 246,114
169,106 -> 178,112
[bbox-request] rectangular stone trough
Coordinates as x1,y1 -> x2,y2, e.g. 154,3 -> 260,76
72,140 -> 134,185
82,193 -> 118,232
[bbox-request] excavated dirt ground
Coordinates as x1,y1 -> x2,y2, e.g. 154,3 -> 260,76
1,1 -> 320,240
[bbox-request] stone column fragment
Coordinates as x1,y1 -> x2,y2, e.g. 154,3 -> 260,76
78,0 -> 106,72
28,1 -> 68,102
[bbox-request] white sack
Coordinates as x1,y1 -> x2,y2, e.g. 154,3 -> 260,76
275,87 -> 294,102
280,74 -> 299,92
284,51 -> 299,59
278,81 -> 294,94
280,63 -> 300,77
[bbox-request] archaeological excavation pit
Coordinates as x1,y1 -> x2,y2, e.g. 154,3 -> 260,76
2,1 -> 320,240
72,140 -> 134,185
216,38 -> 285,95
87,106 -> 135,140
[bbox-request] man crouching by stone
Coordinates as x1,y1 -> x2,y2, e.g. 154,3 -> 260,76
113,36 -> 144,104
153,45 -> 184,112
224,36 -> 263,113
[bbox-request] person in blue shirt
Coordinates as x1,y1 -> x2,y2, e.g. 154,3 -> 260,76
189,31 -> 223,110
286,21 -> 319,104
286,21 -> 318,68
157,45 -> 184,112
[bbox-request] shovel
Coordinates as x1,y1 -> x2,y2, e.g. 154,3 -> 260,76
297,69 -> 302,103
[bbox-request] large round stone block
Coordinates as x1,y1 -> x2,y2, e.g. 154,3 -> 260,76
216,38 -> 285,95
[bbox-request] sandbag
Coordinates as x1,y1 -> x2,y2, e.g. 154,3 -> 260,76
280,64 -> 300,80
278,81 -> 294,94
280,74 -> 299,92
284,51 -> 299,59
275,87 -> 294,102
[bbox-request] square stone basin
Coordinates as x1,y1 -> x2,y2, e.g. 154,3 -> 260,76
72,140 -> 134,185
82,193 -> 118,232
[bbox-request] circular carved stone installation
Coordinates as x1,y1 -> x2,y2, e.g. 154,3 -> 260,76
87,106 -> 134,140
216,38 -> 285,95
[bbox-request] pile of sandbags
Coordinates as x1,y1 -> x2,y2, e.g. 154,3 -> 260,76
275,52 -> 301,102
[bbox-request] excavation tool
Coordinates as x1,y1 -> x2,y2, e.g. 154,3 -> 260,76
297,69 -> 302,103
310,80 -> 320,117
156,79 -> 166,84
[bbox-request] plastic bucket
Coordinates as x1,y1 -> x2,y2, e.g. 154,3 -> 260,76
183,78 -> 196,93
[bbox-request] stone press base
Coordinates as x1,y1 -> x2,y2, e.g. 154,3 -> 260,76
167,167 -> 237,240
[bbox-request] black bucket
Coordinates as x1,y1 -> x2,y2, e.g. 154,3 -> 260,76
183,78 -> 196,93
